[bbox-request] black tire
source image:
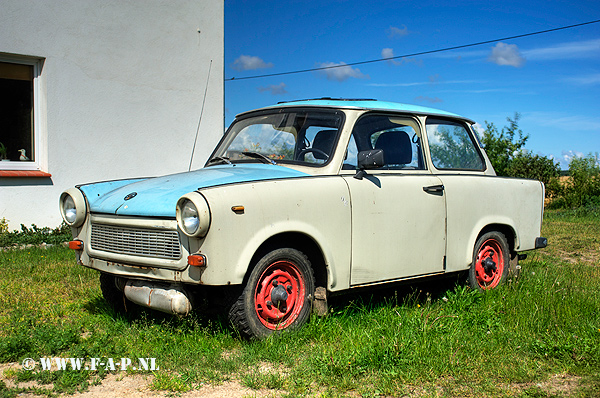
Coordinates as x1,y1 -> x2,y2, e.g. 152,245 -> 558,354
469,231 -> 510,291
229,248 -> 315,339
99,273 -> 134,314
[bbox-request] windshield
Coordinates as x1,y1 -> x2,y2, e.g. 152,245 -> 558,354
210,110 -> 344,167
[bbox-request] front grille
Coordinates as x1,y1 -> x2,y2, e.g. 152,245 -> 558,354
90,223 -> 182,260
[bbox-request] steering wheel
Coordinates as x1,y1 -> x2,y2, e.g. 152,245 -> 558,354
297,148 -> 329,160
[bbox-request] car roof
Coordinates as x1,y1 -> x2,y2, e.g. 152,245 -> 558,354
237,98 -> 475,124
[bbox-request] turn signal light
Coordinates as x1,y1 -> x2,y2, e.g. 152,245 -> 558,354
231,205 -> 245,214
68,240 -> 83,250
188,254 -> 207,267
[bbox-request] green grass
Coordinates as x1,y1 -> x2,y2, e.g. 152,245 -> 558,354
1,209 -> 599,397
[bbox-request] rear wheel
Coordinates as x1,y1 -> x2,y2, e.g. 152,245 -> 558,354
469,232 -> 510,291
229,248 -> 315,339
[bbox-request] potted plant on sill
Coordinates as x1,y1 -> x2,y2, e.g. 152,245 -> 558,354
0,142 -> 8,161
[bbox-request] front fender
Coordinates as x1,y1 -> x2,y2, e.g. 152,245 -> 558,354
196,176 -> 352,290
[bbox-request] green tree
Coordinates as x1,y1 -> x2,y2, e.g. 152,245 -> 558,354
481,113 -> 528,176
559,155 -> 600,208
506,152 -> 561,196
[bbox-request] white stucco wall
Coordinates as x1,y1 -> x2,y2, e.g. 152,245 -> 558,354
0,0 -> 224,230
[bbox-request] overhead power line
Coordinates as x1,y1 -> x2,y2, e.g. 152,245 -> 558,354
225,19 -> 600,82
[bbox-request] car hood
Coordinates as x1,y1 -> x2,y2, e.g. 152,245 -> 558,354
80,164 -> 310,217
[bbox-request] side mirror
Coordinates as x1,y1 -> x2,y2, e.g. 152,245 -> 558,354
354,149 -> 384,180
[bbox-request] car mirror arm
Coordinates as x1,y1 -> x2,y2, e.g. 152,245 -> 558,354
354,168 -> 367,180
354,149 -> 385,180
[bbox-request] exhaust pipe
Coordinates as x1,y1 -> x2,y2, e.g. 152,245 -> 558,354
123,280 -> 192,316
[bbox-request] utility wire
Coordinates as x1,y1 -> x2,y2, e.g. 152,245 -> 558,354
225,19 -> 600,82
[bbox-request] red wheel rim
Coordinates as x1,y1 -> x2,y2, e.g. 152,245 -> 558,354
474,238 -> 504,290
254,260 -> 306,330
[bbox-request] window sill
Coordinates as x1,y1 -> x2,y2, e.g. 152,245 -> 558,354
0,170 -> 52,178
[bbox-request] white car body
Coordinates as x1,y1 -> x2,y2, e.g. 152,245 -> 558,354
60,99 -> 546,338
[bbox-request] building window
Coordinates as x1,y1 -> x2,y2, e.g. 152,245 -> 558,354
0,55 -> 47,176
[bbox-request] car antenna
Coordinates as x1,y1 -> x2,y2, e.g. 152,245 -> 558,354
189,59 -> 212,172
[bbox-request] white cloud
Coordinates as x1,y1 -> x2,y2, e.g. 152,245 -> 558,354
381,48 -> 422,66
257,82 -> 288,95
231,55 -> 273,71
563,73 -> 600,86
523,39 -> 600,61
472,122 -> 485,139
316,62 -> 368,82
414,96 -> 443,104
368,79 -> 483,88
488,42 -> 525,67
387,25 -> 409,38
560,150 -> 586,169
382,48 -> 402,65
524,112 -> 600,131
368,82 -> 427,87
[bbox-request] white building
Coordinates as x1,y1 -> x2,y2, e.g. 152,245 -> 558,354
0,0 -> 224,230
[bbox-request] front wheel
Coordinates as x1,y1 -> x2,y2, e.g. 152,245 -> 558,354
469,232 -> 510,291
229,248 -> 315,339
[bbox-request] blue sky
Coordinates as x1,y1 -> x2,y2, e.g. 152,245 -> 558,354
224,0 -> 600,169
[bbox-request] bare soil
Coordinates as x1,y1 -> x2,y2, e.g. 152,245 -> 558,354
1,361 -> 585,397
1,361 -> 281,398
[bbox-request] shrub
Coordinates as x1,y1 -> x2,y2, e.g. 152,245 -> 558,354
550,154 -> 600,209
506,152 -> 561,195
0,220 -> 71,248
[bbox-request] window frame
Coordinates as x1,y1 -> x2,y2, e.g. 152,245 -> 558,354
342,112 -> 428,173
0,54 -> 48,177
425,117 -> 486,172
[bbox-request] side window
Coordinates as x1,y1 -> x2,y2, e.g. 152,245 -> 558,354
426,118 -> 484,170
345,115 -> 425,170
0,56 -> 45,174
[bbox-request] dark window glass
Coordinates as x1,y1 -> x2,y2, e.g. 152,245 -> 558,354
0,61 -> 34,162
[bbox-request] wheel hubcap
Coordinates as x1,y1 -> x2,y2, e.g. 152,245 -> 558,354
475,239 -> 504,289
254,260 -> 306,330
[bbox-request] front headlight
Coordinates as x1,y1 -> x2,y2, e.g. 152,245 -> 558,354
176,192 -> 211,237
59,188 -> 87,227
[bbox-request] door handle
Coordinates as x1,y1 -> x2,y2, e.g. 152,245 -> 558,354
423,184 -> 444,193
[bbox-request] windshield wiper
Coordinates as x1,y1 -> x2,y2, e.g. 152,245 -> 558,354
241,151 -> 277,165
206,156 -> 232,165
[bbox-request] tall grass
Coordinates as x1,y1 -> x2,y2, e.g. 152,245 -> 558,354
0,210 -> 599,397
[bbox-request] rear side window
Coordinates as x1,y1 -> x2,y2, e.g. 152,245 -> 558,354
426,118 -> 484,170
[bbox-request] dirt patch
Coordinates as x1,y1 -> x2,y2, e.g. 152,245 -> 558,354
1,361 -> 282,398
1,361 -> 590,397
506,373 -> 582,397
72,376 -> 278,398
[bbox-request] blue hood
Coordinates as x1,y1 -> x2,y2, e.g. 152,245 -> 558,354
80,164 -> 309,217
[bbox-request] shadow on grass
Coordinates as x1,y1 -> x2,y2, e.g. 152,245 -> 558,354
328,271 -> 469,314
80,273 -> 470,339
82,294 -> 235,334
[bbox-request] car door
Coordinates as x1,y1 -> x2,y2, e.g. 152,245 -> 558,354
341,114 -> 447,286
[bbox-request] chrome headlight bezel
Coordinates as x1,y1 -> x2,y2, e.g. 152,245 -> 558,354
176,192 -> 211,238
59,188 -> 87,228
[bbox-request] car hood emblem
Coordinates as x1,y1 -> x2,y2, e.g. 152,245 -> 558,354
124,192 -> 137,201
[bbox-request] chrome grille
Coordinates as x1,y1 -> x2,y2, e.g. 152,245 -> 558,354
90,223 -> 182,260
